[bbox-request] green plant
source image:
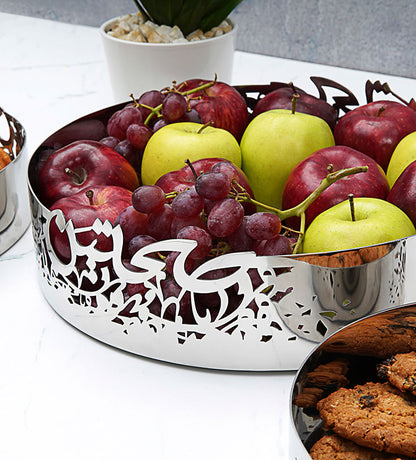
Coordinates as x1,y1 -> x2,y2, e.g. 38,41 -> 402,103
133,0 -> 243,35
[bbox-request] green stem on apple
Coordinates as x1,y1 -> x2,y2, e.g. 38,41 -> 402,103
85,189 -> 94,206
291,92 -> 300,114
349,193 -> 356,221
196,121 -> 214,133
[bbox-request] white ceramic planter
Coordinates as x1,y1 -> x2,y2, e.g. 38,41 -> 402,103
99,16 -> 237,102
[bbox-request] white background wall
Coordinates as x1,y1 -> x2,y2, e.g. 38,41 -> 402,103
1,0 -> 415,79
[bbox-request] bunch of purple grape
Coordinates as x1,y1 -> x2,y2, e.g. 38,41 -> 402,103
117,161 -> 295,323
120,162 -> 293,268
99,90 -> 201,174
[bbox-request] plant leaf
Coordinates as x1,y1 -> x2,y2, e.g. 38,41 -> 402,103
136,0 -> 243,35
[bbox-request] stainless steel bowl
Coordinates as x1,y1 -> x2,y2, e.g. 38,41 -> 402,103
26,102 -> 416,371
0,108 -> 30,255
289,303 -> 416,458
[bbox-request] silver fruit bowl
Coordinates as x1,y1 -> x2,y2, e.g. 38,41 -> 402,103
26,79 -> 416,371
0,107 -> 30,255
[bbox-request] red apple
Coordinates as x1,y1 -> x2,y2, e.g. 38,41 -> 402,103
387,160 -> 416,227
49,185 -> 133,263
176,79 -> 250,141
334,100 -> 416,171
282,145 -> 390,229
38,140 -> 140,207
252,86 -> 338,130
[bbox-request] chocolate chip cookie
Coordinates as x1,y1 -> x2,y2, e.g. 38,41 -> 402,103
377,351 -> 416,396
310,433 -> 410,459
316,381 -> 416,457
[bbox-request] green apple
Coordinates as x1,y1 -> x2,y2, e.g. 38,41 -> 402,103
302,197 -> 416,253
141,122 -> 241,185
240,109 -> 335,209
386,131 -> 416,187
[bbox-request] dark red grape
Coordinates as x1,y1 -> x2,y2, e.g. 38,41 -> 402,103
165,251 -> 195,274
245,212 -> 282,241
258,235 -> 292,256
152,118 -> 169,132
178,108 -> 202,123
147,204 -> 174,240
132,185 -> 166,214
114,139 -> 140,170
194,268 -> 228,312
114,205 -> 149,253
203,198 -> 218,215
211,160 -> 257,215
176,225 -> 212,260
138,90 -> 164,119
99,136 -> 119,149
107,105 -> 143,140
171,214 -> 206,238
207,198 -> 244,237
161,92 -> 187,122
227,217 -> 256,252
126,123 -> 153,150
195,171 -> 231,201
125,281 -> 148,299
127,234 -> 157,258
171,188 -> 204,218
159,277 -> 193,323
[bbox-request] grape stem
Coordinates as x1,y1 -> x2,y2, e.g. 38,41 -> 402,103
130,75 -> 217,126
235,165 -> 369,253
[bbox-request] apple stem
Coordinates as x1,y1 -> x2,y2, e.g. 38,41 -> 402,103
291,93 -> 300,114
197,121 -> 214,133
185,159 -> 198,180
376,106 -> 386,117
85,189 -> 94,206
349,193 -> 356,221
64,167 -> 86,185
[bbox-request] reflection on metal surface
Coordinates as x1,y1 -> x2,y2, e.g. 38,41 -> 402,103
290,303 -> 416,458
0,108 -> 30,255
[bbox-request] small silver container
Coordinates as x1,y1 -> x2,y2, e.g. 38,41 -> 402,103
0,108 -> 30,255
289,303 -> 416,458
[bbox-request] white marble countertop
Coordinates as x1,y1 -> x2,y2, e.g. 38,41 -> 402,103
1,12 -> 416,460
